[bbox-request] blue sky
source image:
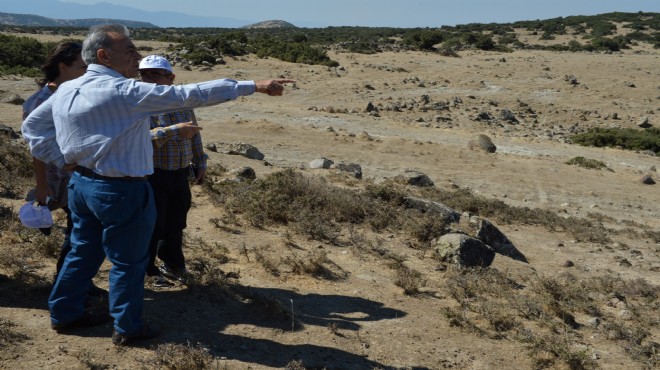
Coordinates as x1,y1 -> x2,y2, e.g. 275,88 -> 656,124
6,0 -> 660,28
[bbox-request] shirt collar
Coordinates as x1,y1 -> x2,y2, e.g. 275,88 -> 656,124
86,64 -> 125,78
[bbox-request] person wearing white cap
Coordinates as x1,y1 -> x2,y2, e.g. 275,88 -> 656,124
21,23 -> 295,346
138,55 -> 205,287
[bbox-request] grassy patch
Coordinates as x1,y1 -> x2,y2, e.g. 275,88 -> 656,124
566,156 -> 612,171
571,128 -> 660,154
442,267 -> 658,368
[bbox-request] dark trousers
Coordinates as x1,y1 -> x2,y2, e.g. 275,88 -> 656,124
146,168 -> 191,275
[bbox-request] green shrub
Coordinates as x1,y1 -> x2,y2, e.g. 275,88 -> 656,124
571,128 -> 660,153
565,156 -> 612,171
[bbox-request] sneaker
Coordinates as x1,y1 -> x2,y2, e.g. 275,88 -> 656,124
159,265 -> 190,282
51,311 -> 112,333
112,323 -> 161,346
152,275 -> 174,288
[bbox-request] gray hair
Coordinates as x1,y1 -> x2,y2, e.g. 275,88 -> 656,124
81,24 -> 130,65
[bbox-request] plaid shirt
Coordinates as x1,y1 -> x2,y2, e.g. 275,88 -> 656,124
149,109 -> 208,171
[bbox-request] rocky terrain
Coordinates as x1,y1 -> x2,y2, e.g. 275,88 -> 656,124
0,28 -> 658,369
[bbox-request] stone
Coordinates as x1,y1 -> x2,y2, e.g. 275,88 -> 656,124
467,134 -> 496,153
432,233 -> 495,267
396,170 -> 434,187
309,157 -> 334,169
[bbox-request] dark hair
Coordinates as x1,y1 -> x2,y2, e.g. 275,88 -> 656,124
37,42 -> 83,87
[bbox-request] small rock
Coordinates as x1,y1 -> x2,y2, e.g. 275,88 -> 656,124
637,116 -> 652,128
562,260 -> 575,267
309,157 -> 334,169
0,93 -> 24,105
619,309 -> 633,320
586,317 -> 601,328
640,175 -> 655,185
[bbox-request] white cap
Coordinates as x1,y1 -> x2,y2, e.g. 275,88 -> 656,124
138,55 -> 173,73
18,202 -> 53,229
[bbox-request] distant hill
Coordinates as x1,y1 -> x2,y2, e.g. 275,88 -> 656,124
1,0 -> 254,28
0,12 -> 158,28
243,20 -> 297,29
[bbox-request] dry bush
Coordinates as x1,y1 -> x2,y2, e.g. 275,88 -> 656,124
421,187 -> 614,243
205,170 -> 458,249
151,342 -> 214,370
518,330 -> 597,370
205,169 -> 402,240
393,263 -> 425,295
400,209 -> 451,246
73,349 -> 111,370
0,316 -> 29,349
253,245 -> 281,276
565,156 -> 612,171
185,235 -> 230,265
285,359 -> 306,370
0,134 -> 33,199
282,250 -> 347,280
0,224 -> 62,288
442,266 -> 659,368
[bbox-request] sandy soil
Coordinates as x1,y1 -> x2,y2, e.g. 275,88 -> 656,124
0,29 -> 658,370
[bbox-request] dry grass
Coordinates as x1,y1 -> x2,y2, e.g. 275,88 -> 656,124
0,134 -> 33,199
150,342 -> 215,370
0,316 -> 29,349
442,267 -> 658,369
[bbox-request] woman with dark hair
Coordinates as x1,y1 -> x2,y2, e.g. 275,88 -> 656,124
36,42 -> 85,89
22,41 -> 104,297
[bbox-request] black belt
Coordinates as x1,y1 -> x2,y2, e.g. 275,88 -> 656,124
75,166 -> 146,182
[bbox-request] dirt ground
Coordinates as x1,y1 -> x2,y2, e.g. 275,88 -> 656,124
0,29 -> 658,370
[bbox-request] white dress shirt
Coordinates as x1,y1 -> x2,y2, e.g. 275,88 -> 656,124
22,64 -> 255,177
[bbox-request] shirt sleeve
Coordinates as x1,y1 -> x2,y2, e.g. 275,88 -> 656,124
21,99 -> 66,168
127,78 -> 257,117
149,117 -> 180,148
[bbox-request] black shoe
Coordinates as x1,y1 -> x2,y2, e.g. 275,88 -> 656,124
51,311 -> 112,333
152,275 -> 174,288
159,265 -> 191,283
112,323 -> 161,346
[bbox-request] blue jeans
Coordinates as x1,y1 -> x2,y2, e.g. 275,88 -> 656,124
49,171 -> 156,336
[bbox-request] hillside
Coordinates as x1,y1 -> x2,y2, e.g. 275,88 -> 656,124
0,12 -> 157,28
243,20 -> 298,29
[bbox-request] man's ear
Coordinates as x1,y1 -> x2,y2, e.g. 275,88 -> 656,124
97,48 -> 111,65
169,73 -> 176,83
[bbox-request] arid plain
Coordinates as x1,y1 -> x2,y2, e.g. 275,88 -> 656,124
0,27 -> 658,369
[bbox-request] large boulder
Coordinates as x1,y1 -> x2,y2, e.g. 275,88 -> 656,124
467,134 -> 496,153
461,215 -> 528,262
225,143 -> 265,160
433,233 -> 495,267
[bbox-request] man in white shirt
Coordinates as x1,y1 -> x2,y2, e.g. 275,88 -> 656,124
22,23 -> 294,345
